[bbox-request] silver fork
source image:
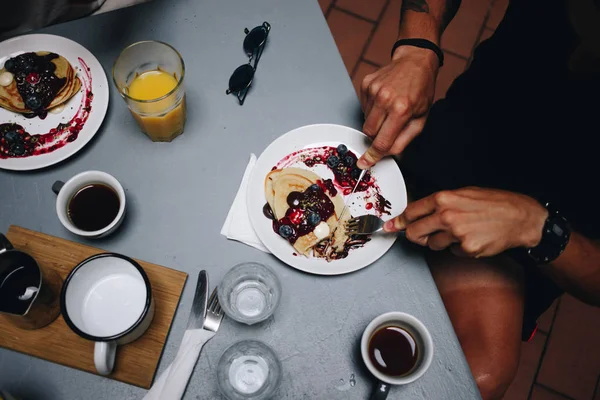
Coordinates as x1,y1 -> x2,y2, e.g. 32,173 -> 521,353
345,215 -> 386,235
203,288 -> 224,332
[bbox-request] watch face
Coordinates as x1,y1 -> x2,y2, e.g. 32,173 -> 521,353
552,223 -> 564,237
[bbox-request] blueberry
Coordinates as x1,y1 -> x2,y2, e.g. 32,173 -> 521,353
3,131 -> 18,142
307,212 -> 321,226
3,59 -> 15,72
25,96 -> 42,110
343,155 -> 356,166
309,184 -> 320,191
351,167 -> 362,179
278,224 -> 294,238
10,143 -> 25,155
337,144 -> 348,155
327,155 -> 340,168
287,191 -> 303,208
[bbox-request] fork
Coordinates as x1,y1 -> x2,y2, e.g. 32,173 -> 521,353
146,289 -> 224,400
345,214 -> 387,235
203,288 -> 224,333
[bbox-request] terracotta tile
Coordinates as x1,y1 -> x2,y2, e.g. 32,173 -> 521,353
486,0 -> 509,29
363,0 -> 400,65
336,0 -> 387,21
478,27 -> 495,44
327,9 -> 375,74
530,385 -> 572,400
504,332 -> 547,400
537,295 -> 600,400
538,300 -> 558,334
441,0 -> 492,57
318,0 -> 333,14
434,52 -> 467,101
352,61 -> 379,96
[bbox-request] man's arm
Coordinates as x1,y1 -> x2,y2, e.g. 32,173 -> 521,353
542,233 -> 600,306
398,0 -> 461,45
381,187 -> 600,306
357,0 -> 461,169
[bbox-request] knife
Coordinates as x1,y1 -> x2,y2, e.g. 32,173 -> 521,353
324,168 -> 368,256
144,270 -> 211,400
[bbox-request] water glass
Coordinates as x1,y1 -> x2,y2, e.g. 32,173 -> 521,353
217,262 -> 281,325
217,340 -> 282,400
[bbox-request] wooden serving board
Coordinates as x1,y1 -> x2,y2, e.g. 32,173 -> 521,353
0,226 -> 188,389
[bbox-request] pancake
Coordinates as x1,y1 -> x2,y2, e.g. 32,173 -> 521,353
265,168 -> 350,257
0,52 -> 81,118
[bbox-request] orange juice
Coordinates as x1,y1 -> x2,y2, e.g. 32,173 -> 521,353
127,69 -> 186,142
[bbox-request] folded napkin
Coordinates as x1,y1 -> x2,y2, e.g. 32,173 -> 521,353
220,154 -> 270,253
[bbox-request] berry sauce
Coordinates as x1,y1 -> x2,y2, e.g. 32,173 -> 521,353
264,180 -> 336,244
0,58 -> 93,159
4,52 -> 67,119
274,145 -> 391,216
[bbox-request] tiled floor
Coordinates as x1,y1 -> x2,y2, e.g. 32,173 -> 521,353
317,0 -> 600,399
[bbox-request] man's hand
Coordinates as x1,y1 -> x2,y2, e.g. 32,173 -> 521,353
383,187 -> 549,258
357,45 -> 439,169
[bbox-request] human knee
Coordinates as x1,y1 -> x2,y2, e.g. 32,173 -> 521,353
473,365 -> 516,400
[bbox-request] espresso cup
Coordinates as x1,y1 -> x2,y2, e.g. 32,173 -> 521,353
52,171 -> 126,239
361,312 -> 434,399
60,253 -> 154,375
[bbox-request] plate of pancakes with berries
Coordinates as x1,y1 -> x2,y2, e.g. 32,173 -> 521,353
0,34 -> 109,171
247,124 -> 408,275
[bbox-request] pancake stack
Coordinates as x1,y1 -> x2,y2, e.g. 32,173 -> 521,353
265,167 -> 350,257
0,51 -> 80,118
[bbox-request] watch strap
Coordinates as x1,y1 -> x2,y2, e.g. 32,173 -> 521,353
527,202 -> 571,264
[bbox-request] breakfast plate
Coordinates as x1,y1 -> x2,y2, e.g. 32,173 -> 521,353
0,34 -> 109,171
247,124 -> 407,275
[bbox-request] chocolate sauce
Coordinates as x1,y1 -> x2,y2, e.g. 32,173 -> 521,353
4,52 -> 66,119
270,180 -> 336,244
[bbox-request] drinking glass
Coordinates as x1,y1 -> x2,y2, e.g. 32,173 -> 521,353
112,41 -> 186,142
217,340 -> 282,400
217,262 -> 281,325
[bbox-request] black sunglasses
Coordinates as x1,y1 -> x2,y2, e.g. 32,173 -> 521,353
226,21 -> 271,105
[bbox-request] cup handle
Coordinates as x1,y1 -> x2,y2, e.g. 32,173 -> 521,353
369,381 -> 391,400
94,341 -> 117,375
0,233 -> 13,254
51,181 -> 65,195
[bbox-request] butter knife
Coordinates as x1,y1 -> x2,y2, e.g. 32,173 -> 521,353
144,270 -> 210,400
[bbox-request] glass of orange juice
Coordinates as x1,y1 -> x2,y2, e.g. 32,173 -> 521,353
112,41 -> 186,142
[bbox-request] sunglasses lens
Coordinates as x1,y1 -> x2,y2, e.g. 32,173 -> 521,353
243,27 -> 268,55
228,64 -> 255,93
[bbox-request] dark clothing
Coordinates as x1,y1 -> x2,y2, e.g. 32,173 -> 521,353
401,0 -> 600,340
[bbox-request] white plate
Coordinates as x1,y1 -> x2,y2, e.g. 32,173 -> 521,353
247,124 -> 407,275
0,34 -> 109,171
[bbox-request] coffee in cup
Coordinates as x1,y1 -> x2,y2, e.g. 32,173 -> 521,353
361,312 -> 434,399
52,171 -> 126,239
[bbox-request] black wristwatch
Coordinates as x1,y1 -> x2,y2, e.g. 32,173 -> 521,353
527,202 -> 571,264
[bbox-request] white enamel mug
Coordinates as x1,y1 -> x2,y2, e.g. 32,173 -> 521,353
52,171 -> 126,239
61,253 -> 154,375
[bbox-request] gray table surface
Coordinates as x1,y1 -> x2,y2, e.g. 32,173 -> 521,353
0,0 -> 480,399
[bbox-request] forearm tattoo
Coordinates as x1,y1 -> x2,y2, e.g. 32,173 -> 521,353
400,0 -> 462,30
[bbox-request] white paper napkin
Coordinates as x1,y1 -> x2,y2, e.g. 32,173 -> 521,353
220,154 -> 270,253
